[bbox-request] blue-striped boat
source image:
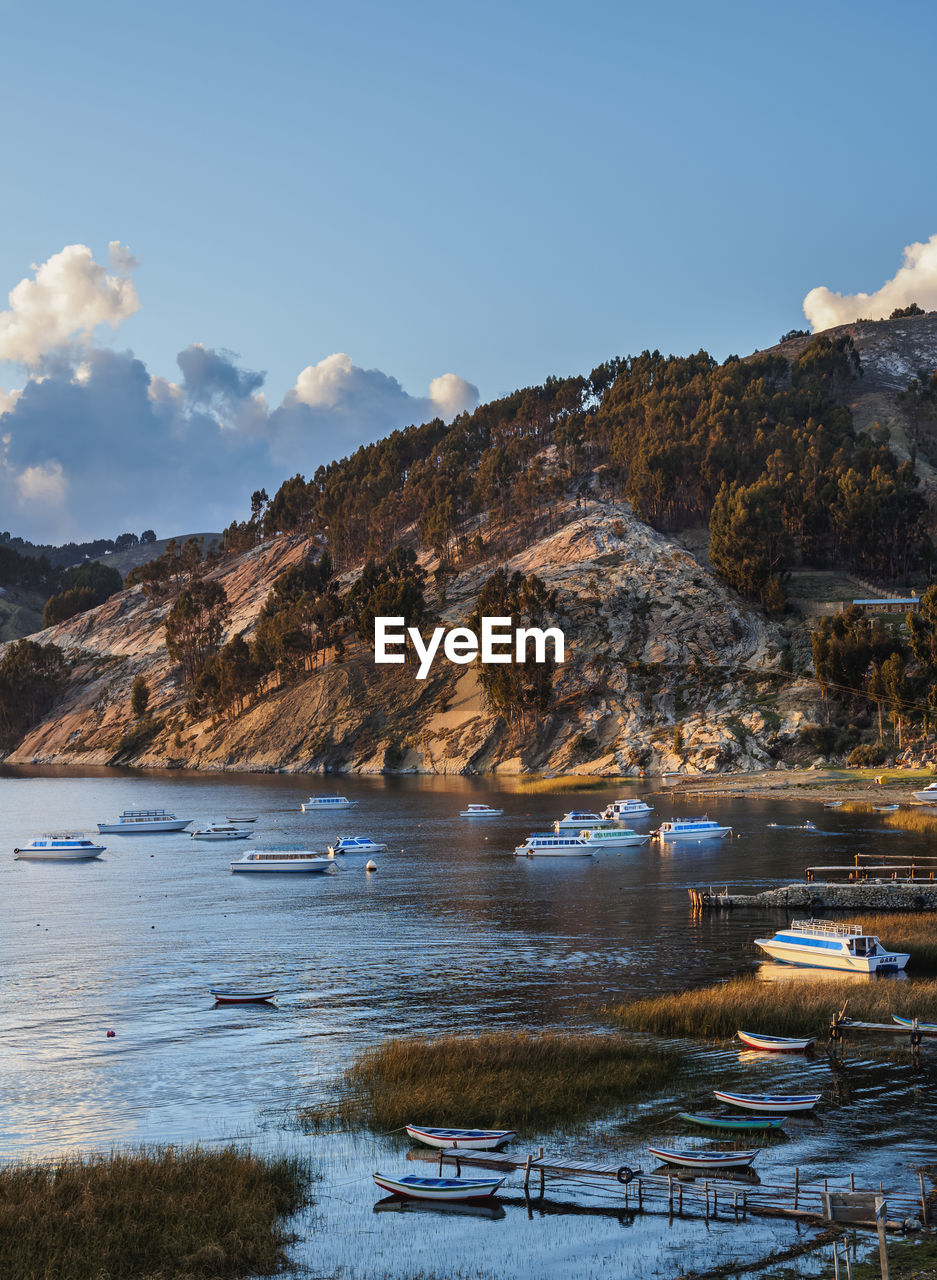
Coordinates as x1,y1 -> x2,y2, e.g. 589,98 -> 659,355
648,1146 -> 759,1170
373,1171 -> 504,1201
405,1124 -> 515,1150
892,1015 -> 937,1034
714,1090 -> 820,1113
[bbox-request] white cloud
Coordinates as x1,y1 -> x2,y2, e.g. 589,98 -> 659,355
428,372 -> 479,420
0,385 -> 22,416
0,242 -> 140,367
16,459 -> 67,503
804,233 -> 937,331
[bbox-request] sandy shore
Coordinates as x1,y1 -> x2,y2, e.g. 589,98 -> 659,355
660,767 -> 937,807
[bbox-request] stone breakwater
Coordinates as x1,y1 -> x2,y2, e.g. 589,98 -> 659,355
689,882 -> 937,911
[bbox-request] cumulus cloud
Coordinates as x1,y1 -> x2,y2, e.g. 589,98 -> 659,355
804,233 -> 937,331
0,242 -> 140,367
0,245 -> 479,541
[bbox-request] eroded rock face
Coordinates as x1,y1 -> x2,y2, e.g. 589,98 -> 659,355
1,498 -> 819,775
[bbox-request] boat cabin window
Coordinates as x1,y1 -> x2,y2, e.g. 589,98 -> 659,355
853,937 -> 871,955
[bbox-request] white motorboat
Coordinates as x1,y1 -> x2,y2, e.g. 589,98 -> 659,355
912,781 -> 937,803
579,827 -> 648,849
14,833 -> 105,861
602,797 -> 654,820
302,795 -> 355,812
231,849 -> 334,873
553,810 -> 615,831
657,818 -> 731,842
97,808 -> 192,834
754,919 -> 910,973
226,814 -> 258,823
191,824 -> 252,841
514,832 -> 593,857
327,836 -> 388,854
460,804 -> 503,817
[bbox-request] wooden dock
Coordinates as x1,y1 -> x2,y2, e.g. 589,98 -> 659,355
411,1147 -> 929,1230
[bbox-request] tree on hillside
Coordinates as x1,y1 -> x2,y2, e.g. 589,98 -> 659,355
708,480 -> 791,606
130,675 -> 150,718
165,580 -> 230,686
0,640 -> 68,747
470,568 -> 559,729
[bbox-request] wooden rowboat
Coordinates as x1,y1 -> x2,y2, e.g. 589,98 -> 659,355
372,1172 -> 504,1201
737,1030 -> 816,1052
209,988 -> 278,1004
892,1015 -> 937,1034
648,1146 -> 759,1170
714,1090 -> 820,1113
678,1112 -> 785,1132
405,1125 -> 516,1150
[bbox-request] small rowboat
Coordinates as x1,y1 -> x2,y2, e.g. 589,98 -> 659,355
873,804 -> 899,813
372,1172 -> 505,1201
714,1090 -> 820,1113
405,1125 -> 516,1150
737,1030 -> 816,1053
648,1147 -> 759,1170
824,801 -> 844,808
678,1112 -> 785,1132
210,988 -> 278,1004
892,1015 -> 937,1034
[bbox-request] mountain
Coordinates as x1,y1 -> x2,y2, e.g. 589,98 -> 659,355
2,317 -> 936,775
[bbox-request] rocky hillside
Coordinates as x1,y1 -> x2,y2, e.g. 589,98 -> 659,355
1,493 -> 819,775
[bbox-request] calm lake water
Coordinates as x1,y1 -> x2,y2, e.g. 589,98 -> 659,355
1,766 -> 934,1278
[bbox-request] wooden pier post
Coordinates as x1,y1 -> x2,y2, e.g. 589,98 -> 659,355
704,1182 -> 710,1220
794,1167 -> 799,1210
538,1145 -> 545,1198
523,1153 -> 532,1197
876,1197 -> 890,1280
678,1182 -> 683,1214
638,1176 -> 643,1210
850,1173 -> 855,1191
920,1172 -> 927,1224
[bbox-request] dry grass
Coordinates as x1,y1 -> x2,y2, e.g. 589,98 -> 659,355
882,807 -> 937,835
513,775 -> 621,794
607,975 -> 937,1040
301,1030 -> 679,1132
0,1145 -> 308,1280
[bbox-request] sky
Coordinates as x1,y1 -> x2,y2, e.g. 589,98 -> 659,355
2,0 -> 937,542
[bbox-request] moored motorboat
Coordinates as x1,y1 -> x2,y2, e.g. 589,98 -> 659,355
226,814 -> 258,823
754,919 -> 910,973
678,1112 -> 785,1132
459,804 -> 504,817
648,1146 -> 759,1170
372,1172 -> 505,1201
737,1030 -> 816,1053
714,1090 -> 821,1113
14,833 -> 105,860
97,808 -> 191,833
602,797 -> 654,820
657,818 -> 731,842
514,833 -> 593,857
210,987 -> 278,1003
327,836 -> 388,855
405,1125 -> 516,1150
892,1015 -> 937,1034
912,781 -> 937,803
191,824 -> 252,841
230,849 -> 334,873
579,827 -> 648,849
824,800 -> 844,808
553,810 -> 614,831
302,795 -> 355,812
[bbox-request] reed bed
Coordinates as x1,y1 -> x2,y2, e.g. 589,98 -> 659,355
301,1030 -> 679,1131
607,975 -> 937,1040
883,807 -> 937,835
0,1145 -> 308,1280
513,775 -> 619,794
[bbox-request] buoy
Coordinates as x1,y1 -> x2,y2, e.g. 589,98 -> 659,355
106,1030 -> 116,1038
366,859 -> 377,871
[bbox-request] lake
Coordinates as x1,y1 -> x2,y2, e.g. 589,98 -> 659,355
1,766 -> 933,1278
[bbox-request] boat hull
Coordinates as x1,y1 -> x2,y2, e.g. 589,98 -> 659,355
678,1113 -> 785,1132
191,831 -> 250,841
737,1031 -> 816,1052
405,1125 -> 516,1150
659,827 -> 731,842
892,1015 -> 937,1034
14,846 -> 104,860
648,1147 -> 758,1170
714,1090 -> 820,1113
373,1172 -> 504,1201
97,820 -> 190,833
514,846 -> 593,857
210,989 -> 278,1003
754,940 -> 909,972
231,858 -> 333,873
460,810 -> 503,817
912,789 -> 937,803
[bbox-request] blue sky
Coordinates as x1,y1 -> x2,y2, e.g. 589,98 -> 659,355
1,0 -> 937,540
